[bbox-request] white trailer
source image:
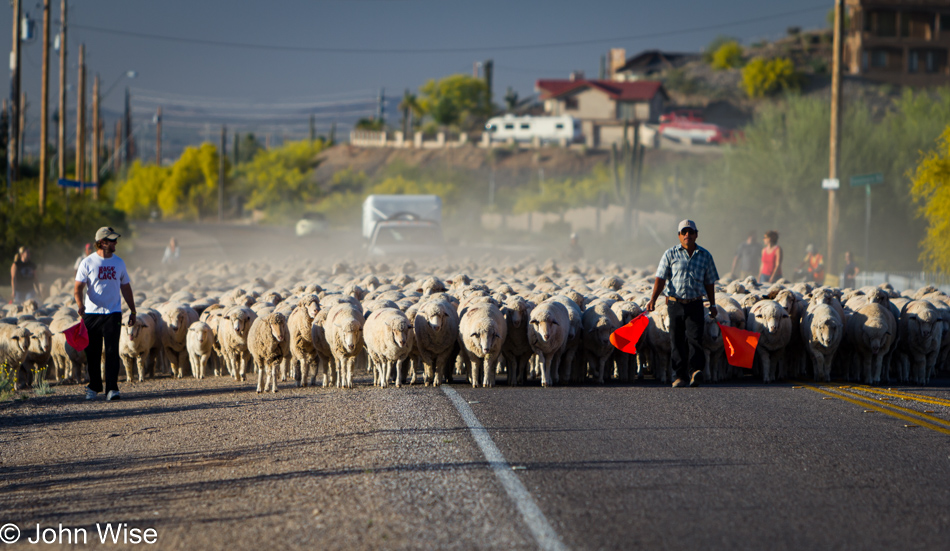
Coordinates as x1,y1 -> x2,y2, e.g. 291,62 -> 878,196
362,194 -> 442,240
484,115 -> 582,144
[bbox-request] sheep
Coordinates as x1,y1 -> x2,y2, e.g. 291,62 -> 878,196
248,312 -> 290,393
897,300 -> 941,385
119,309 -> 161,382
527,300 -> 570,387
158,302 -> 199,378
186,321 -> 215,380
609,300 -> 642,382
702,306 -> 732,383
218,306 -> 256,381
0,325 -> 31,386
287,296 -> 321,387
501,296 -> 533,386
458,303 -> 507,388
310,308 -> 336,387
364,308 -> 415,387
49,316 -> 86,383
801,303 -> 843,382
646,300 -> 673,383
746,300 -> 792,383
548,295 -> 583,383
582,302 -> 621,384
412,296 -> 460,386
18,320 -> 51,386
325,303 -> 365,389
845,301 -> 896,385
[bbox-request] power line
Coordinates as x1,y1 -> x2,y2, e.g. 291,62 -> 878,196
71,5 -> 828,54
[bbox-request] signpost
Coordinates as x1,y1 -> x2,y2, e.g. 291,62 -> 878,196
850,172 -> 884,272
822,178 -> 840,190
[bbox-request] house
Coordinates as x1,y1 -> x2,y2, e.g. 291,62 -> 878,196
844,0 -> 950,86
535,77 -> 668,148
613,50 -> 700,80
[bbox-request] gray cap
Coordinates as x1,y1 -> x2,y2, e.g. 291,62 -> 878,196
95,226 -> 121,241
677,219 -> 698,233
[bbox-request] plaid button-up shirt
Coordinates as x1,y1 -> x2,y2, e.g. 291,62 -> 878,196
655,245 -> 719,300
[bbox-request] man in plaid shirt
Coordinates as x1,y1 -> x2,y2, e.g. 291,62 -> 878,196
647,219 -> 719,388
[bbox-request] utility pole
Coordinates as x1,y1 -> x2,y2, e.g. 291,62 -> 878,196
483,59 -> 494,113
155,106 -> 162,164
309,113 -> 315,141
8,0 -> 22,187
91,72 -> 99,197
113,120 -> 120,174
377,87 -> 385,124
18,92 -> 26,167
57,0 -> 66,181
218,125 -> 225,222
123,87 -> 132,165
828,0 -> 844,279
39,0 -> 50,214
76,43 -> 85,184
233,131 -> 239,164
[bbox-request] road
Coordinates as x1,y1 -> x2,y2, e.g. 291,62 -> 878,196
2,222 -> 949,550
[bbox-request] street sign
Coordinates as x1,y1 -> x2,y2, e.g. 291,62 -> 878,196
57,179 -> 97,189
822,178 -> 840,190
850,172 -> 884,187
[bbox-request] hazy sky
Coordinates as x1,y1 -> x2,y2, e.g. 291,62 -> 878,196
0,0 -> 829,153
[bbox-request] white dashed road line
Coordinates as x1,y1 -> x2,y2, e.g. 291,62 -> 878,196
442,386 -> 568,551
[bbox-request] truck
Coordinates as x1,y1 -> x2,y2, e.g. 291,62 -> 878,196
362,194 -> 445,257
484,115 -> 582,144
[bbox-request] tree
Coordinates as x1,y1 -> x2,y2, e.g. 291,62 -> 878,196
236,133 -> 262,164
910,126 -> 950,272
418,74 -> 490,131
711,41 -> 744,70
504,86 -> 519,112
114,161 -> 170,218
741,57 -> 802,98
157,143 -> 223,220
237,139 -> 325,217
703,35 -> 740,64
398,89 -> 422,136
355,118 -> 384,131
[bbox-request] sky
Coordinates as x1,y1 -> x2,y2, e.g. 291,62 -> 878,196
0,0 -> 830,157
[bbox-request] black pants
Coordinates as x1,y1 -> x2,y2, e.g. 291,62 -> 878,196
667,300 -> 705,381
84,312 -> 122,393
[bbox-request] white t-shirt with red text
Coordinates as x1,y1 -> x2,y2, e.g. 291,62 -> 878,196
75,254 -> 131,314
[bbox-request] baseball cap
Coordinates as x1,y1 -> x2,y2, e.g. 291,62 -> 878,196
677,219 -> 698,233
95,227 -> 121,241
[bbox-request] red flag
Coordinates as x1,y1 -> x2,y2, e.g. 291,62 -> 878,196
63,319 -> 89,352
610,314 -> 650,354
718,323 -> 759,369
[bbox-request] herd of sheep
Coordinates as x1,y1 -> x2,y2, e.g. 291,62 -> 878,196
1,256 -> 948,393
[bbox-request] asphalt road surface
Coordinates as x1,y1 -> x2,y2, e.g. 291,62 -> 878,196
3,222 -> 949,550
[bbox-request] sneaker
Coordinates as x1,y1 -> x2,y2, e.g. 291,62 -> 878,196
671,378 -> 687,388
85,388 -> 97,400
106,390 -> 121,401
689,370 -> 703,388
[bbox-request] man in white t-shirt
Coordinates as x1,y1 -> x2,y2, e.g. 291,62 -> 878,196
74,227 -> 137,401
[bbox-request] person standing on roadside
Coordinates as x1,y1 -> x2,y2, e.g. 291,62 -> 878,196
647,220 -> 719,388
11,246 -> 40,303
74,243 -> 93,270
74,227 -> 137,401
162,237 -> 180,265
759,230 -> 783,284
843,251 -> 859,289
730,232 -> 760,280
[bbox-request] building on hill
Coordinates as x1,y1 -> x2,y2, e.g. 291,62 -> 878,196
535,77 -> 668,148
613,50 -> 700,81
844,0 -> 950,86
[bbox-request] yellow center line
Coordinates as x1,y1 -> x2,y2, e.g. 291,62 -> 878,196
849,385 -> 950,408
803,384 -> 950,436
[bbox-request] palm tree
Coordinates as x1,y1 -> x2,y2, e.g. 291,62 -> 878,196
399,89 -> 421,137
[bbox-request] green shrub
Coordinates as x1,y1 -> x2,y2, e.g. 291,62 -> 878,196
703,35 -> 740,64
741,57 -> 803,98
711,41 -> 744,70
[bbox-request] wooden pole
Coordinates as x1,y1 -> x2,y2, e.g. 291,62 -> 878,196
91,73 -> 99,197
18,92 -> 26,170
113,120 -> 121,174
828,0 -> 844,278
9,0 -> 21,185
76,43 -> 85,184
218,125 -> 226,222
39,0 -> 50,215
156,106 -> 162,165
57,0 -> 66,181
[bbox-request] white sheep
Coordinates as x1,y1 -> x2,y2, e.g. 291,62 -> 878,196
248,312 -> 290,393
287,296 -> 321,387
412,296 -> 459,387
218,306 -> 255,381
897,300 -> 941,385
501,296 -> 533,386
646,300 -> 673,383
119,309 -> 161,382
458,303 -> 506,388
746,300 -> 792,383
0,325 -> 31,386
186,321 -> 215,380
609,300 -> 642,382
49,316 -> 86,383
801,303 -> 843,382
325,303 -> 365,389
582,302 -> 621,384
364,308 -> 414,387
527,300 -> 570,387
846,300 -> 896,385
158,302 -> 199,378
18,320 -> 52,385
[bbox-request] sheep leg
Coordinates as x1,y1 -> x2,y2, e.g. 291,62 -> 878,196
137,351 -> 148,383
270,360 -> 279,393
483,355 -> 497,388
395,359 -> 404,388
256,361 -> 264,393
122,355 -> 135,384
470,357 -> 481,388
759,350 -> 772,384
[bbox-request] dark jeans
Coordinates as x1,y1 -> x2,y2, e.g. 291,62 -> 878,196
84,312 -> 122,393
667,300 -> 705,381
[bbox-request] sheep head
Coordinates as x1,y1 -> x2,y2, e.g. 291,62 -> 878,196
387,317 -> 412,348
269,313 -> 287,343
9,328 -> 30,354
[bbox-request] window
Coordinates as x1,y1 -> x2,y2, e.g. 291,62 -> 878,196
555,123 -> 564,129
872,10 -> 897,37
564,96 -> 578,110
870,50 -> 888,68
520,123 -> 530,130
941,13 -> 950,32
909,50 -> 919,73
485,123 -> 497,132
902,12 -> 935,39
504,123 -> 514,130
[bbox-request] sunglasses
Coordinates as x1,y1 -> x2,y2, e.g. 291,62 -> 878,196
680,229 -> 696,236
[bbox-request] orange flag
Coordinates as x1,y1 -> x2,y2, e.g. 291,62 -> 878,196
63,319 -> 89,352
610,314 -> 650,354
718,323 -> 759,369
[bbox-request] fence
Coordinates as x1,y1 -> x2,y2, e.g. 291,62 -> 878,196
855,271 -> 950,293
